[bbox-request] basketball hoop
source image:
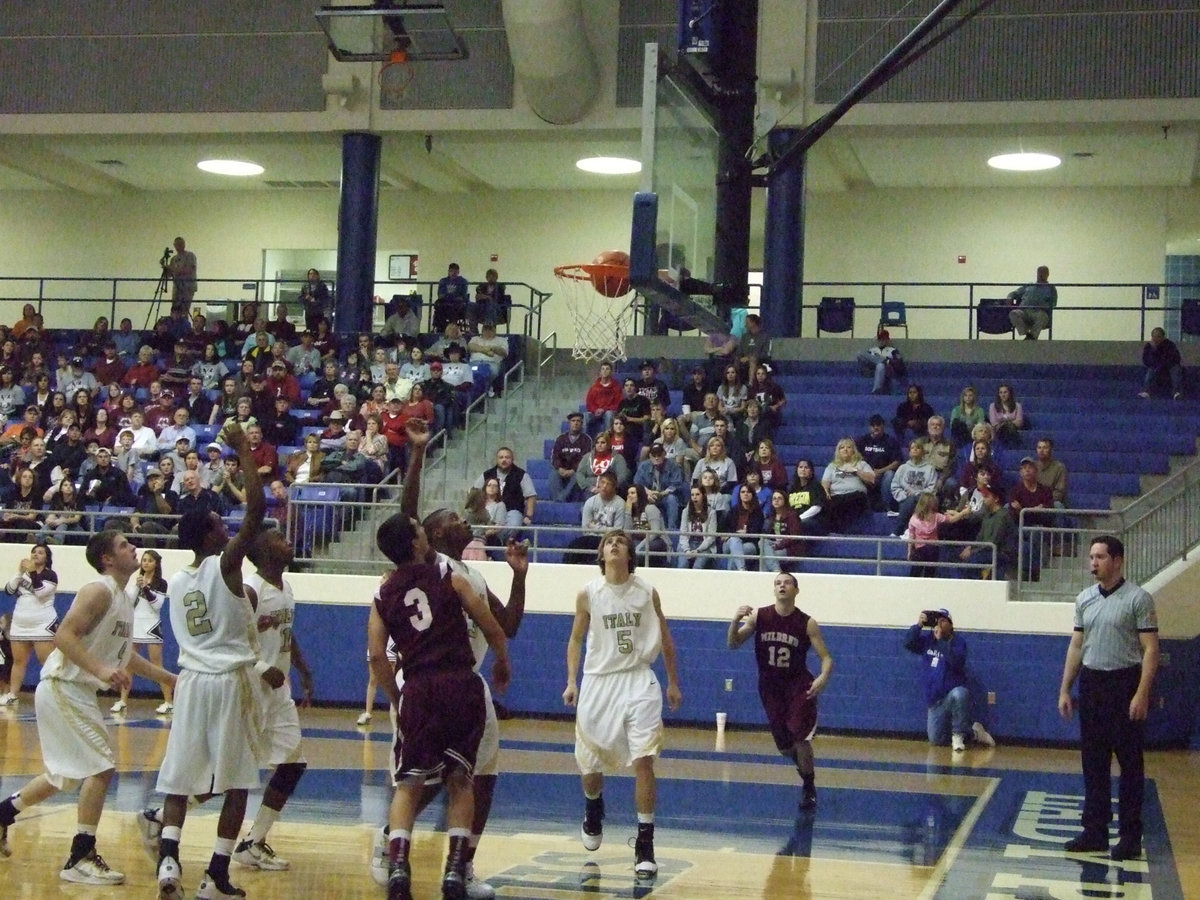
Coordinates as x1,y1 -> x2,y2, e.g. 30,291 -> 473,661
379,50 -> 414,106
555,261 -> 637,364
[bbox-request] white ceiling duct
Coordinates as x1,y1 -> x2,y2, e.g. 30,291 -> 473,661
501,0 -> 599,125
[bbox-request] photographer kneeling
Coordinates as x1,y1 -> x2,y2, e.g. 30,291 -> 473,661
904,609 -> 995,752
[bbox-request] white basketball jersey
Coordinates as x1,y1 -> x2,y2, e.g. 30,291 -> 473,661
582,574 -> 661,676
245,572 -> 295,677
445,554 -> 489,672
41,575 -> 134,691
169,555 -> 256,674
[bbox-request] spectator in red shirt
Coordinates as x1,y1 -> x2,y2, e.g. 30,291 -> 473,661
146,390 -> 177,434
1009,455 -> 1055,580
266,360 -> 301,405
380,396 -> 409,472
245,422 -> 279,479
122,345 -> 160,389
584,361 -> 622,436
399,383 -> 435,427
93,342 -> 127,386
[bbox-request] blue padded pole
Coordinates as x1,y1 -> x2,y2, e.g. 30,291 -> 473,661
335,132 -> 381,336
762,128 -> 804,338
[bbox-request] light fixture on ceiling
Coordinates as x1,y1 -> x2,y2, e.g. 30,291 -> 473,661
197,159 -> 264,177
576,156 -> 642,175
987,152 -> 1061,172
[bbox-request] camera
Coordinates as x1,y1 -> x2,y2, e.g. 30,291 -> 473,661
922,610 -> 946,626
160,246 -> 172,267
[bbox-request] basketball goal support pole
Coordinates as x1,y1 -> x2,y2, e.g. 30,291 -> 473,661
335,132 -> 381,335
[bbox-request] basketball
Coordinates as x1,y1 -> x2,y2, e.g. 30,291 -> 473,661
590,250 -> 632,298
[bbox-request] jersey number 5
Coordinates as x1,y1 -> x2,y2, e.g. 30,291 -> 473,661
403,588 -> 433,632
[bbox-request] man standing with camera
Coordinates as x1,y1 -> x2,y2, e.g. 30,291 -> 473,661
164,237 -> 197,314
904,609 -> 994,751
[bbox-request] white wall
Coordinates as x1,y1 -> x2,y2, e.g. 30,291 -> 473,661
0,183 -> 1189,345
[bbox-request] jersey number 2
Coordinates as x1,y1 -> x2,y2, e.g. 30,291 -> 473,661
183,590 -> 213,637
403,588 -> 433,632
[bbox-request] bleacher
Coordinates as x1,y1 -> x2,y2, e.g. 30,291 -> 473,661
518,358 -> 1200,569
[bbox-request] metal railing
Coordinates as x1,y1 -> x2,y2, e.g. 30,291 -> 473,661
0,508 -> 281,548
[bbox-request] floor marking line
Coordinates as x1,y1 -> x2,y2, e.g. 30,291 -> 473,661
917,775 -> 1001,900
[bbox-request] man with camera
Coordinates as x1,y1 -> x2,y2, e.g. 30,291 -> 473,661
904,609 -> 994,752
163,237 -> 197,314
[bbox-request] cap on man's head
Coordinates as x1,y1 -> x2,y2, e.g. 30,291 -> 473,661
640,359 -> 656,370
1019,456 -> 1037,466
159,389 -> 174,400
97,447 -> 112,456
877,329 -> 890,341
206,442 -> 223,452
935,608 -> 952,623
567,411 -> 583,421
71,356 -> 84,365
430,360 -> 443,371
251,370 -> 267,380
329,410 -> 345,421
648,443 -> 666,457
146,469 -> 165,481
175,435 -> 190,445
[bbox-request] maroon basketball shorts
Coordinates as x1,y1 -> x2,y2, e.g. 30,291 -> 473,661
392,668 -> 486,784
758,671 -> 818,752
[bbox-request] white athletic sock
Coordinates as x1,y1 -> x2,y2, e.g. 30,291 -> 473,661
247,806 -> 280,843
213,836 -> 235,857
11,794 -> 27,813
637,813 -> 654,825
161,825 -> 182,844
76,823 -> 97,836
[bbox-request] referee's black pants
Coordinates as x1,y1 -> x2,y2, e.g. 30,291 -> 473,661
1078,665 -> 1145,842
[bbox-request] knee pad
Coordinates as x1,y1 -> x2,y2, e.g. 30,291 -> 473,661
267,761 -> 308,797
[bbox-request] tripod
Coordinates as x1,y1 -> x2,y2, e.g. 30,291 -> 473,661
145,250 -> 172,329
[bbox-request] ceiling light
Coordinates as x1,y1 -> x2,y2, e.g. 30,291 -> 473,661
576,156 -> 642,175
197,159 -> 264,177
987,152 -> 1061,172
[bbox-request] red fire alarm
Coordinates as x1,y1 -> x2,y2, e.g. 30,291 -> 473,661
490,253 -> 499,263
957,255 -> 967,264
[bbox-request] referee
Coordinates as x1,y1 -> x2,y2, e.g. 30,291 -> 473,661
1058,535 -> 1159,861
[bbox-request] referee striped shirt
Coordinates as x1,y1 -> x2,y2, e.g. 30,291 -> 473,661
1073,578 -> 1157,670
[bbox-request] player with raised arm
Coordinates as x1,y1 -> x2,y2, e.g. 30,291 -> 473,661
0,530 -> 173,884
563,529 -> 682,880
149,420 -> 276,900
368,513 -> 511,900
728,573 -> 834,810
365,419 -> 527,898
232,527 -> 316,872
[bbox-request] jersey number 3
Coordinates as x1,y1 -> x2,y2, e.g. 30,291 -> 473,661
403,588 -> 433,632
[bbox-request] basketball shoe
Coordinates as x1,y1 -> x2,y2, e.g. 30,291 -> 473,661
156,855 -> 183,900
370,826 -> 390,887
60,851 -> 125,885
387,859 -> 413,900
232,838 -> 289,870
633,832 -> 657,879
442,867 -> 467,900
137,808 -> 163,861
464,860 -> 496,899
581,796 -> 604,851
195,870 -> 247,898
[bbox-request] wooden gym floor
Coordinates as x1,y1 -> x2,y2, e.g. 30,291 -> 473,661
0,702 -> 1195,898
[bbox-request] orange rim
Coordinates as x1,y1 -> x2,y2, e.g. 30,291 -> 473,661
554,263 -> 630,282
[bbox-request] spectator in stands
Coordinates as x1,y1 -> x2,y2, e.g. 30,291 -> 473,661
948,385 -> 986,448
379,396 -> 409,471
427,322 -> 464,361
474,446 -> 537,532
0,340 -> 17,374
891,439 -> 938,535
312,317 -> 338,361
157,407 -> 196,455
626,484 -> 669,567
267,303 -> 297,344
762,487 -> 804,572
743,434 -> 784,491
42,391 -> 71,433
210,377 -> 240,427
857,413 -> 903,512
715,364 -> 749,422
440,342 -> 473,407
723,482 -> 765,571
145,388 -> 177,434
243,329 -> 274,376
23,436 -> 54,496
122,346 -> 160,389
693,435 -> 738,493
474,269 -> 508,327
231,357 -> 256,397
614,378 -> 651,447
634,442 -> 685,531
651,417 -> 696,481
399,346 -> 430,384
1009,455 -> 1055,580
737,398 -> 773,461
856,329 -> 905,394
232,302 -> 258,344
180,376 -> 212,426
676,484 -> 717,569
23,356 -> 51,392
380,296 -> 420,345
687,391 -> 722,454
548,412 -> 592,502
1034,437 -> 1068,508
919,415 -> 957,501
608,415 -> 640,473
298,269 -> 332,332
285,331 -> 321,377
357,382 -> 387,422
263,396 -> 298,448
574,431 -> 628,496
751,363 -> 787,431
160,340 -> 193,391
240,317 -> 275,358
11,303 -> 37,339
43,409 -> 76,451
367,347 -> 388,386
640,401 -> 671,456
398,385 -> 434,434
358,415 -> 388,470
285,433 -> 326,485
382,362 -> 413,405
245,423 -> 278,479
318,410 -> 350,452
181,313 -> 210,358
1139,326 -> 1183,399
266,360 -> 301,405
0,366 -> 24,422
698,468 -> 730,517
202,441 -> 226,485
736,314 -> 771,381
988,383 -> 1026,447
267,335 -> 291,371
788,459 -> 830,539
93,342 -> 126,387
176,470 -> 223,524
147,317 -> 177,357
674,369 -> 708,430
60,363 -> 100,402
78,316 -> 110,357
939,466 -> 995,551
433,262 -> 471,332
1007,265 -> 1057,340
214,454 -> 246,509
580,361 -> 620,437
821,438 -> 875,533
2,406 -> 43,449
959,438 -> 1004,501
420,361 -> 457,435
636,359 -> 671,410
80,446 -> 135,507
125,469 -> 178,542
245,370 -> 275,422
2,467 -> 43,538
37,479 -> 84,545
47,421 -> 86,485
468,323 -> 508,393
893,383 -> 934,442
566,471 -> 630,565
958,487 -> 1015,579
476,478 -> 509,547
713,417 -> 747,481
702,327 -> 738,387
112,317 -> 141,359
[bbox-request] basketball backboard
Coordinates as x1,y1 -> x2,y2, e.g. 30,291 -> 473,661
315,4 -> 467,63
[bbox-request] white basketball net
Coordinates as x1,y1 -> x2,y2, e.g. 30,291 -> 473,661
555,264 -> 638,364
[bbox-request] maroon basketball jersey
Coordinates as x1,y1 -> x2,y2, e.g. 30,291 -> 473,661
754,604 -> 812,683
375,558 -> 475,678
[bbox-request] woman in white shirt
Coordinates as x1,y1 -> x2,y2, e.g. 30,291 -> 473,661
820,437 -> 877,533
